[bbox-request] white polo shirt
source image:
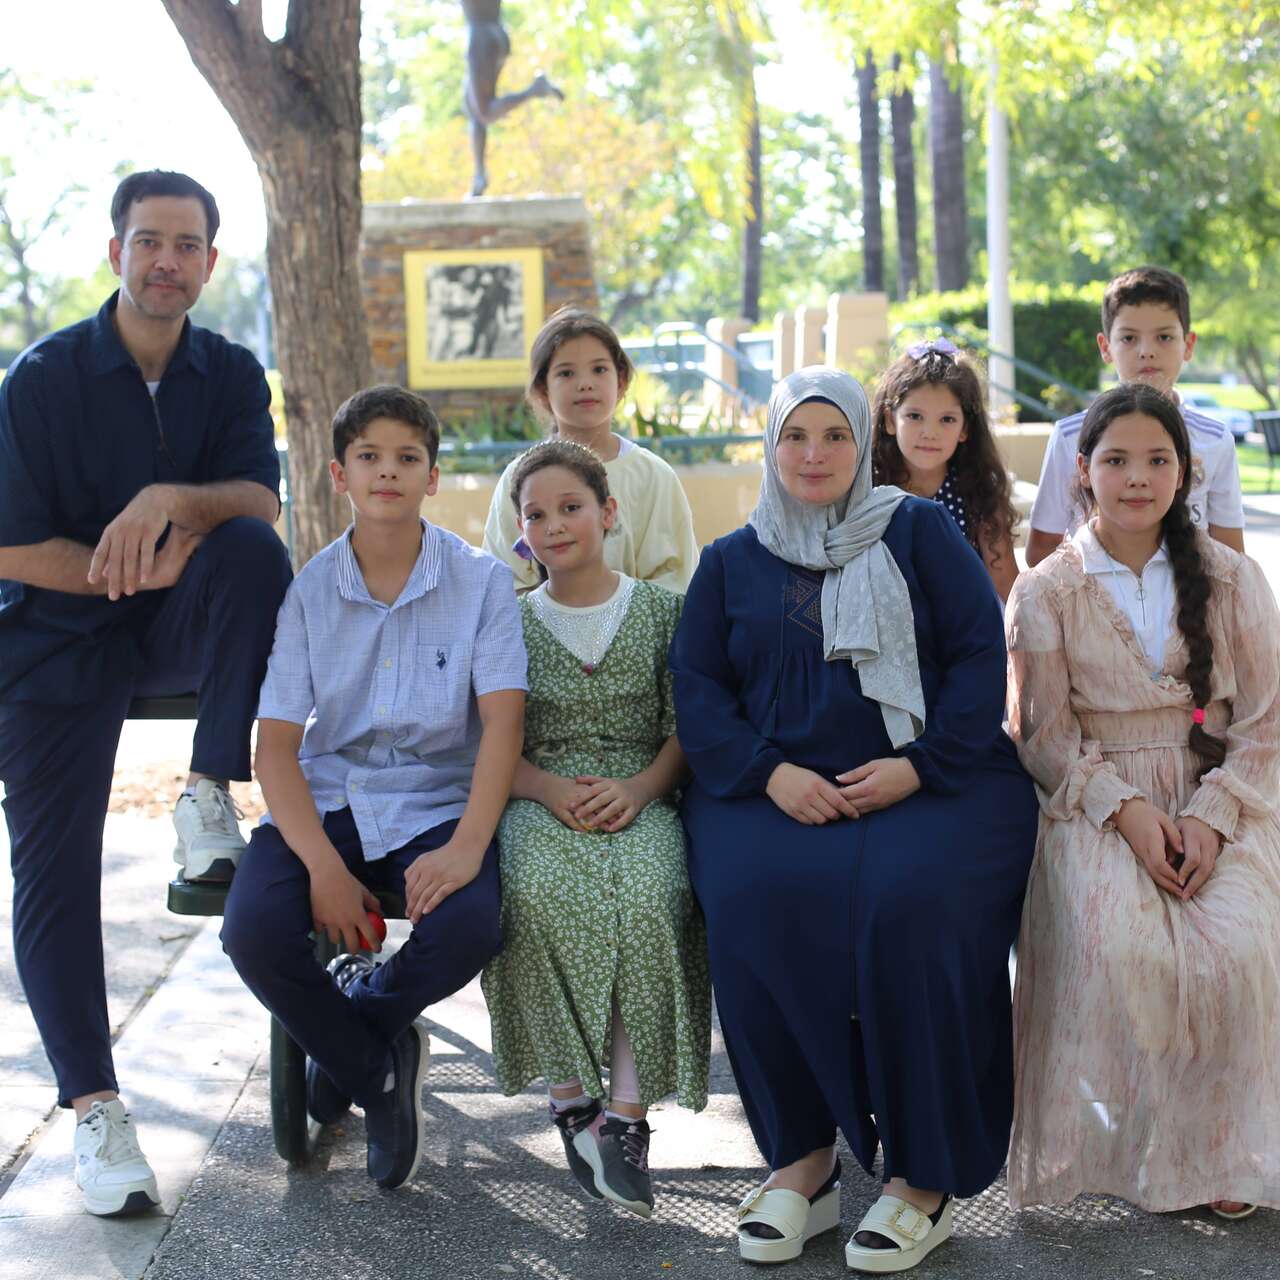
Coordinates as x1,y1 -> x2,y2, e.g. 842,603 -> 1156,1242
1031,402 -> 1244,536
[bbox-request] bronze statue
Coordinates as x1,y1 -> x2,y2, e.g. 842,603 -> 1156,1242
462,0 -> 564,198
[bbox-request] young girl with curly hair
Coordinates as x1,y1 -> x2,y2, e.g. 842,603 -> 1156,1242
871,340 -> 1020,599
1005,382 -> 1280,1219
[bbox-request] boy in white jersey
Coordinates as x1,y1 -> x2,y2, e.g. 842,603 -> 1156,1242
1025,266 -> 1244,567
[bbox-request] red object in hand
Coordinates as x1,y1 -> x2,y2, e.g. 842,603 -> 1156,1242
359,910 -> 388,950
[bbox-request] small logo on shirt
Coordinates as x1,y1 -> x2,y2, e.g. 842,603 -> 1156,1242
436,648 -> 447,670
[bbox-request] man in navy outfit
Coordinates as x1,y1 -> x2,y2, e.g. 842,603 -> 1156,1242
0,170 -> 291,1216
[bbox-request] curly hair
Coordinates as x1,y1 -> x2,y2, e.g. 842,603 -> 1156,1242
1074,383 -> 1225,778
870,346 -> 1018,562
526,308 -> 634,434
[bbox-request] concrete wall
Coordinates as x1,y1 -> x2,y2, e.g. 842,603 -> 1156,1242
428,426 -> 1049,553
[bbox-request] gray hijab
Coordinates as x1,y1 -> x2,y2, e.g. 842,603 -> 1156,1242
749,366 -> 925,747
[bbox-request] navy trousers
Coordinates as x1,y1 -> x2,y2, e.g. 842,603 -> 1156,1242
221,808 -> 502,1108
0,517 -> 291,1105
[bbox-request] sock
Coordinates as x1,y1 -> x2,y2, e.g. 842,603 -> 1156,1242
549,1091 -> 591,1113
181,786 -> 198,798
604,1110 -> 643,1127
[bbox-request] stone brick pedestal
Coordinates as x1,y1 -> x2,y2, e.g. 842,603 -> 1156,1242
362,196 -> 598,421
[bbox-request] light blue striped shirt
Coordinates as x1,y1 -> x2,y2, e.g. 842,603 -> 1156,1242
257,519 -> 527,860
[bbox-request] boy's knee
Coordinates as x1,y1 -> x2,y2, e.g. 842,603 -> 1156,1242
221,890 -> 277,974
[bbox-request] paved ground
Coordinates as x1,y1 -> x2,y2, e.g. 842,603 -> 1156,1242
4,499 -> 1280,1279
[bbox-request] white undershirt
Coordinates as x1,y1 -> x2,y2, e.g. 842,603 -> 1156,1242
1072,522 -> 1175,673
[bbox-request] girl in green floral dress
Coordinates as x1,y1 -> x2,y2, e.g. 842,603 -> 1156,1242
481,440 -> 710,1220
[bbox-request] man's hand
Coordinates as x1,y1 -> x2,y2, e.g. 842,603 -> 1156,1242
1176,815 -> 1222,900
310,862 -> 383,953
572,775 -> 650,833
836,758 -> 921,814
765,763 -> 860,825
1114,798 -> 1184,895
404,838 -> 486,923
88,485 -> 176,599
146,525 -> 204,591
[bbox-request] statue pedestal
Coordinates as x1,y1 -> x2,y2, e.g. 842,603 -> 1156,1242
362,195 -> 598,420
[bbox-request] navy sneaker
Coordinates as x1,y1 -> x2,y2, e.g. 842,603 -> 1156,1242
594,1115 -> 654,1218
363,1019 -> 431,1188
306,953 -> 376,1125
550,1097 -> 604,1199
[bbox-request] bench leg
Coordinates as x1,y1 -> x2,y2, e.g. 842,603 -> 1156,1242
267,932 -> 341,1164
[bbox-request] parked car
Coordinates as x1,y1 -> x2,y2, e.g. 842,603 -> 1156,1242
1183,393 -> 1253,442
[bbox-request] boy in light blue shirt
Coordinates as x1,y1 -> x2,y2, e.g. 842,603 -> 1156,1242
222,386 -> 526,1190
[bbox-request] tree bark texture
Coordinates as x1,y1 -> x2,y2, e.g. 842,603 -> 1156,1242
740,74 -> 763,325
890,55 -> 919,299
929,56 -> 969,292
856,53 -> 884,294
160,0 -> 371,566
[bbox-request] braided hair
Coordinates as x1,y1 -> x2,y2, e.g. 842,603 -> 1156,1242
1075,384 -> 1226,778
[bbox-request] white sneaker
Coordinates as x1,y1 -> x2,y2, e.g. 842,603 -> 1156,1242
173,779 -> 247,882
74,1099 -> 160,1217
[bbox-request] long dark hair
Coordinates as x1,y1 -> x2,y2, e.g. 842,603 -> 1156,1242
1075,383 -> 1225,778
870,347 -> 1017,560
526,308 -> 634,435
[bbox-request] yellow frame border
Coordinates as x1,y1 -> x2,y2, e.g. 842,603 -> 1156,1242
403,247 -> 545,390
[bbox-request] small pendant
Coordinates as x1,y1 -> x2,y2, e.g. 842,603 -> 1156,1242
582,663 -> 595,675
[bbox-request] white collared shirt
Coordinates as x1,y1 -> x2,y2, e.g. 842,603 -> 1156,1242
256,518 -> 528,859
1072,522 -> 1175,673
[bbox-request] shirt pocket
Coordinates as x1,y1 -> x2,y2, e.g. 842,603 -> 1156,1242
411,637 -> 474,749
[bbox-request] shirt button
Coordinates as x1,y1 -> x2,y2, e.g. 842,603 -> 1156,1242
351,783 -> 361,792
384,659 -> 393,668
378,705 -> 387,715
604,888 -> 614,899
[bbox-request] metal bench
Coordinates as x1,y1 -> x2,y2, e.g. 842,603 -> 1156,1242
1256,411 -> 1280,493
136,694 -> 403,1164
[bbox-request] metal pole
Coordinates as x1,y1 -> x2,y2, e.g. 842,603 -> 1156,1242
986,66 -> 1014,419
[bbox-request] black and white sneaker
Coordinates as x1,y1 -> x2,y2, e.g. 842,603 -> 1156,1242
306,953 -> 377,1124
363,1018 -> 431,1189
594,1116 -> 654,1219
550,1098 -> 604,1199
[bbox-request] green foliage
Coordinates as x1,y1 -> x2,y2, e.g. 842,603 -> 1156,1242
894,284 -> 1103,420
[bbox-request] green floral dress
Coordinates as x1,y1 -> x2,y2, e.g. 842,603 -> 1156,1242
482,580 -> 710,1110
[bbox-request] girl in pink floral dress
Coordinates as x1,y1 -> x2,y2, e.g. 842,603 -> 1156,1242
1005,383 -> 1280,1218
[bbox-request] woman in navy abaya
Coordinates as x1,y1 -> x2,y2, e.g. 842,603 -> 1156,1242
670,367 -> 1037,1273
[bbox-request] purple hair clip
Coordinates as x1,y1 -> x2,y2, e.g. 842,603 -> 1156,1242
512,535 -> 534,561
905,337 -> 959,360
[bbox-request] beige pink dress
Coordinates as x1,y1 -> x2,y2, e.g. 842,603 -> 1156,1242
1004,533 -> 1280,1211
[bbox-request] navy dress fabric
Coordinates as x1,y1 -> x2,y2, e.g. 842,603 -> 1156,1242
670,498 -> 1037,1197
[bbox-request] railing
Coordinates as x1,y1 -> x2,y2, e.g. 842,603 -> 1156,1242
625,322 -> 770,413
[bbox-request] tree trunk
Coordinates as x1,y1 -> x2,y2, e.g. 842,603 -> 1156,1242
890,54 -> 919,298
160,0 -> 370,566
929,55 -> 969,292
856,53 -> 884,293
740,72 -> 763,325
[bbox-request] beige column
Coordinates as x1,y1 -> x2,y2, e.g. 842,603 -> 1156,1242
772,310 -> 796,380
704,316 -> 753,414
826,292 -> 890,369
794,306 -> 825,370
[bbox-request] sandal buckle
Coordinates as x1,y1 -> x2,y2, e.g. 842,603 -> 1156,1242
886,1201 -> 929,1241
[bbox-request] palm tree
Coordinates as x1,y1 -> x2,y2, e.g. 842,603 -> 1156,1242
856,53 -> 885,292
929,52 -> 968,291
890,53 -> 920,297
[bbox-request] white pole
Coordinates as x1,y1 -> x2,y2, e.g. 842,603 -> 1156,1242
986,68 -> 1014,420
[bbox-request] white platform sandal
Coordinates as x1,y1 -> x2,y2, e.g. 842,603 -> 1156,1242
737,1166 -> 842,1264
844,1193 -> 953,1273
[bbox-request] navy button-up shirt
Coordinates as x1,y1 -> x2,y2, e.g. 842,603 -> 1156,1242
0,291 -> 281,703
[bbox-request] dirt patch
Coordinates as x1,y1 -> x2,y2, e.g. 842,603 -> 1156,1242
109,761 -> 266,821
